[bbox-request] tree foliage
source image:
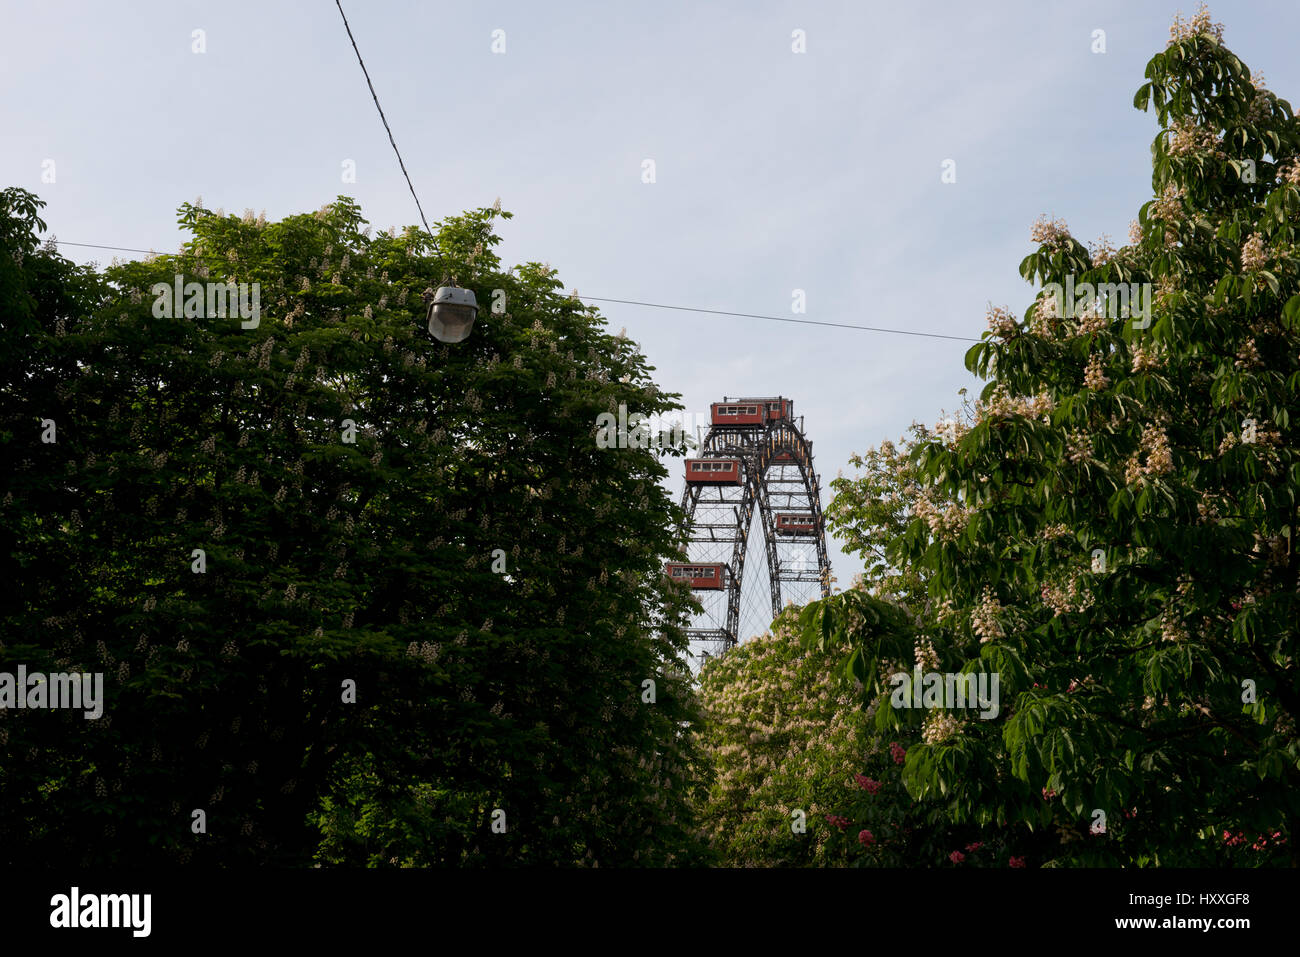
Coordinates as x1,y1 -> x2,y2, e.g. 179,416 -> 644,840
693,608 -> 868,866
804,9 -> 1299,866
0,189 -> 705,866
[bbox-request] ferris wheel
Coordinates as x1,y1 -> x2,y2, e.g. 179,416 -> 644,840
667,397 -> 831,665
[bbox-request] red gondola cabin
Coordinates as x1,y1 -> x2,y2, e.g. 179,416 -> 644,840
775,513 -> 817,536
685,458 -> 742,485
665,563 -> 728,590
710,397 -> 794,426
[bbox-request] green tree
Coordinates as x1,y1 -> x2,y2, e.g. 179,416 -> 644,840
693,608 -> 869,866
0,190 -> 705,866
805,7 -> 1299,866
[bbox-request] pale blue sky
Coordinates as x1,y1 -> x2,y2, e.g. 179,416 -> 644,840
4,0 -> 1297,635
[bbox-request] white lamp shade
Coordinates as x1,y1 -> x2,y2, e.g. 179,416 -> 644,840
427,286 -> 478,343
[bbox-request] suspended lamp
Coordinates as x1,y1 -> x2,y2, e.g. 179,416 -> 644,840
424,285 -> 478,343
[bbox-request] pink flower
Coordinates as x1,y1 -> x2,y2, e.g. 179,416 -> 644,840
965,842 -> 983,852
889,742 -> 907,765
949,850 -> 965,864
825,815 -> 850,831
1222,830 -> 1247,847
856,775 -> 883,794
1247,831 -> 1282,851
858,829 -> 875,847
1041,787 -> 1057,800
1009,856 -> 1026,868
